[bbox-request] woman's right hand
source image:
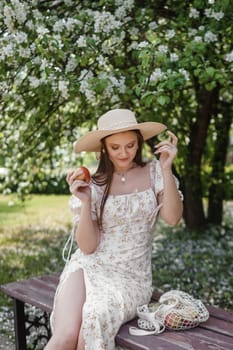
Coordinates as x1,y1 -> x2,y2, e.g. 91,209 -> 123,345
66,169 -> 91,203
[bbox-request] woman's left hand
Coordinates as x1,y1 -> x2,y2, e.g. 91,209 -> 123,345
154,131 -> 178,170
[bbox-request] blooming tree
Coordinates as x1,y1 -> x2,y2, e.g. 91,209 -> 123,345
0,0 -> 232,228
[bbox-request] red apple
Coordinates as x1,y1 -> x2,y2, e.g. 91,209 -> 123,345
74,166 -> 91,183
164,312 -> 184,329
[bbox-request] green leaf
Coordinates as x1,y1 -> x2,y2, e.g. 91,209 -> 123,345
157,95 -> 170,105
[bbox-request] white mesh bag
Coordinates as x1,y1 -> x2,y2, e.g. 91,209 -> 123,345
129,290 -> 209,336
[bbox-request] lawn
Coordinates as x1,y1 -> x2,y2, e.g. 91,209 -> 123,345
0,194 -> 72,307
0,194 -> 72,229
0,194 -> 76,348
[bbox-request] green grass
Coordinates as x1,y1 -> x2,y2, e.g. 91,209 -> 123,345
0,194 -> 72,228
0,194 -> 72,307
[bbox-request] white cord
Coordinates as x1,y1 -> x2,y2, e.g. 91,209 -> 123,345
129,319 -> 165,336
62,224 -> 76,263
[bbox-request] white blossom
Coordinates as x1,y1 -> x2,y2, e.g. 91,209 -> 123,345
188,28 -> 198,37
212,11 -> 224,21
77,35 -> 87,48
129,27 -> 139,37
66,18 -> 82,31
32,9 -> 43,21
150,68 -> 164,82
198,26 -> 205,31
58,80 -> 69,99
79,70 -> 96,102
4,6 -> 15,32
26,20 -> 34,30
0,82 -> 8,93
111,95 -> 120,103
97,55 -> 108,67
166,29 -> 175,39
28,76 -> 40,88
170,53 -> 179,62
179,68 -> 190,81
204,31 -> 217,43
158,45 -> 168,54
11,0 -> 27,24
138,41 -> 149,48
128,41 -> 138,50
65,56 -> 77,73
115,0 -> 134,7
93,11 -> 121,34
19,46 -> 31,58
36,26 -> 49,36
14,31 -> 28,44
109,76 -> 126,93
189,8 -> 200,18
205,8 -> 224,21
40,58 -> 48,71
3,43 -> 15,57
148,21 -> 157,30
53,19 -> 65,33
194,36 -> 202,42
225,51 -> 233,62
115,3 -> 131,20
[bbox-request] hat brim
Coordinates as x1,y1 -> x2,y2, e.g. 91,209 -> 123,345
73,122 -> 167,153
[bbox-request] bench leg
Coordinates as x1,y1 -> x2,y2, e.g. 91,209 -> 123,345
13,299 -> 27,350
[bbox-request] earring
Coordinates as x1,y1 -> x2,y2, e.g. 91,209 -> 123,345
95,152 -> 101,160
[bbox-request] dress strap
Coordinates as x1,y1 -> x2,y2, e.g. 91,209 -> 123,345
149,159 -> 156,194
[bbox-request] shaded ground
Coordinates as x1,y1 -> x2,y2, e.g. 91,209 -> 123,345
0,333 -> 14,350
0,307 -> 14,349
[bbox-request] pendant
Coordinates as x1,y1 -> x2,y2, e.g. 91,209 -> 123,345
121,175 -> 126,183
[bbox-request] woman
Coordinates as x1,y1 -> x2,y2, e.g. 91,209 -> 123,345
45,109 -> 183,350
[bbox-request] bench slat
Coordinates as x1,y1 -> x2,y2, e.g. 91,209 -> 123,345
154,327 -> 233,350
0,279 -> 56,312
206,305 -> 233,323
200,316 -> 233,337
117,320 -> 233,350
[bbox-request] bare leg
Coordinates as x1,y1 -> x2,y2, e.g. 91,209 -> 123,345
45,269 -> 86,350
76,324 -> 85,350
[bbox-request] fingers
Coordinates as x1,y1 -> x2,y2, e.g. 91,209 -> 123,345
69,179 -> 89,192
154,131 -> 178,159
154,144 -> 177,156
66,168 -> 83,185
167,131 -> 178,146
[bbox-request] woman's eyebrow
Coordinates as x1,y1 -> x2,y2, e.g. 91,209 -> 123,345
108,140 -> 137,146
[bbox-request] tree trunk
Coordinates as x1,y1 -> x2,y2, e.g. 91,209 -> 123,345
208,102 -> 233,224
183,85 -> 219,229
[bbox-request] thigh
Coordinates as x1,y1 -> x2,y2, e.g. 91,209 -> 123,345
53,269 -> 86,336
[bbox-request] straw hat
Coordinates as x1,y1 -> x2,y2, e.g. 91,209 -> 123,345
73,109 -> 167,153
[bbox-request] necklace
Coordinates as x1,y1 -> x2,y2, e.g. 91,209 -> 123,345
115,163 -> 137,184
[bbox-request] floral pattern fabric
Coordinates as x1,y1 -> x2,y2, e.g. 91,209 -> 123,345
51,159 -> 179,349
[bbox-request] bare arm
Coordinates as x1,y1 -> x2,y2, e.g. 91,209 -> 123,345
67,169 -> 100,254
158,169 -> 183,225
154,131 -> 183,225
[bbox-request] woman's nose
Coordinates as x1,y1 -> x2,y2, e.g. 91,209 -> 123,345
119,147 -> 128,156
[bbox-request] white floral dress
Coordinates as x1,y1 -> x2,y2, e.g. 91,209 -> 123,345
51,159 -> 179,349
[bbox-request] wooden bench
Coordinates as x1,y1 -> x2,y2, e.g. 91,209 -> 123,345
1,274 -> 233,350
